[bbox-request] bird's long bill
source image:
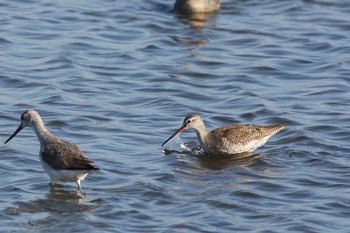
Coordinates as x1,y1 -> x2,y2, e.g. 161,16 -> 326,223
4,124 -> 23,144
162,127 -> 186,147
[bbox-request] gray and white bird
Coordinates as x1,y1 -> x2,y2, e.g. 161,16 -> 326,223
4,110 -> 99,189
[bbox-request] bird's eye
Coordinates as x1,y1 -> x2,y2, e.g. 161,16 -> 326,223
186,120 -> 191,124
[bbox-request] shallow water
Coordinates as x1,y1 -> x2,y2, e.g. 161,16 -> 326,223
1,0 -> 350,232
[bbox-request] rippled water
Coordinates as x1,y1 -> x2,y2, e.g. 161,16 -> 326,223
1,0 -> 350,232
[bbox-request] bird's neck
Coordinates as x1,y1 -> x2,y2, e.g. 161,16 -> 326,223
31,118 -> 54,144
193,123 -> 208,147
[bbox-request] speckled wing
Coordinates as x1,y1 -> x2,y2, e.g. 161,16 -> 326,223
41,139 -> 99,170
208,124 -> 285,147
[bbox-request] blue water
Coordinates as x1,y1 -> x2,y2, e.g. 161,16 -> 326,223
1,0 -> 350,232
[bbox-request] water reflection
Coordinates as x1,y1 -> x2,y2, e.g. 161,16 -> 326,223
5,186 -> 98,216
176,12 -> 219,27
196,153 -> 261,170
171,36 -> 208,46
46,184 -> 84,204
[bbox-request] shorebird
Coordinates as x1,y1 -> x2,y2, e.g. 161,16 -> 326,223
174,0 -> 220,14
4,110 -> 99,189
162,114 -> 285,155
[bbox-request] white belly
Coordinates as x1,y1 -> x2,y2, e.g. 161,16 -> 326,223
40,158 -> 89,183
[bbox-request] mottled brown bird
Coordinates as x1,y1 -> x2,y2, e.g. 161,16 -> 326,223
162,114 -> 285,155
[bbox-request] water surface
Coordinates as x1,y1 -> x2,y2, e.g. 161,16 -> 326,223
1,0 -> 350,232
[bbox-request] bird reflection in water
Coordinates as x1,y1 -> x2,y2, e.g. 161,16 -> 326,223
195,152 -> 261,170
5,186 -> 97,217
47,184 -> 85,203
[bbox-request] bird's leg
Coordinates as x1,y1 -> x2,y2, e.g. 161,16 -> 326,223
76,180 -> 82,189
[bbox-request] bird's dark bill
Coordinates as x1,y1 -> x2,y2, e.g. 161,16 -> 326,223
4,124 -> 23,144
